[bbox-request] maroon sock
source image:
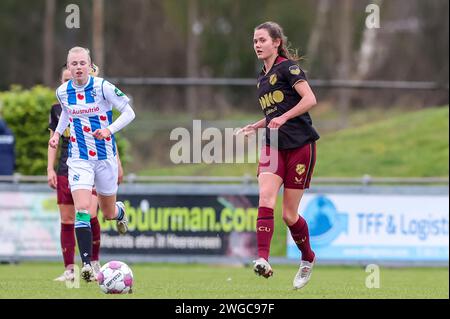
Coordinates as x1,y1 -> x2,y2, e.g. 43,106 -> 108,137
288,216 -> 315,262
61,223 -> 75,268
90,216 -> 101,261
256,207 -> 274,261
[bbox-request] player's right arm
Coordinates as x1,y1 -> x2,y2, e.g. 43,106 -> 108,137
251,118 -> 266,129
49,89 -> 70,148
49,104 -> 70,149
238,118 -> 266,136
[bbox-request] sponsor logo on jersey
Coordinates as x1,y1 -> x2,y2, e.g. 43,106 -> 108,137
269,74 -> 277,85
71,106 -> 100,115
114,87 -> 125,97
258,90 -> 284,110
289,65 -> 301,75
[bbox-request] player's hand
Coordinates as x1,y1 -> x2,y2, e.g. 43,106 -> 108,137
47,168 -> 57,189
49,134 -> 60,149
117,161 -> 124,185
267,115 -> 287,129
235,124 -> 256,137
93,128 -> 111,140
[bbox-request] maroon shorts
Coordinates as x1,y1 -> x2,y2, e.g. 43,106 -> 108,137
257,142 -> 317,189
56,175 -> 97,205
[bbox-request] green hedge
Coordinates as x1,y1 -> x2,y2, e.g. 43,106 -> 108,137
0,85 -> 129,175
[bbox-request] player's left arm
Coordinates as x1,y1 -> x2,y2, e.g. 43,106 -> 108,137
106,103 -> 135,135
267,81 -> 317,129
93,103 -> 135,140
93,82 -> 135,140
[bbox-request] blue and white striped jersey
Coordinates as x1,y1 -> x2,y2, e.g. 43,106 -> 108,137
55,76 -> 129,160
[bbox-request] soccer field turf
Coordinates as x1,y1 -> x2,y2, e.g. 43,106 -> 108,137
0,262 -> 447,299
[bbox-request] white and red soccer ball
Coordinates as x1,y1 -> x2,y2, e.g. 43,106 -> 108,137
97,261 -> 133,294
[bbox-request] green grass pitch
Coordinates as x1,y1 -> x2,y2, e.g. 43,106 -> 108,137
0,262 -> 447,299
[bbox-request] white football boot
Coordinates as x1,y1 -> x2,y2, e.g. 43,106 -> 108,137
253,258 -> 273,278
81,263 -> 95,282
293,258 -> 315,289
53,269 -> 75,282
116,201 -> 128,235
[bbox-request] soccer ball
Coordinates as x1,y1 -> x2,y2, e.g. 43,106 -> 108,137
97,261 -> 133,294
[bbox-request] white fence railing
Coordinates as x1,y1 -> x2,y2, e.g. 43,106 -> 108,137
0,174 -> 448,185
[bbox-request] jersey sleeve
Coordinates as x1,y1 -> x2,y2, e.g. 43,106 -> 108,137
280,61 -> 308,87
102,80 -> 130,111
106,103 -> 135,135
55,106 -> 70,136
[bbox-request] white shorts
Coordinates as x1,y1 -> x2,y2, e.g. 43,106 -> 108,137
67,156 -> 118,196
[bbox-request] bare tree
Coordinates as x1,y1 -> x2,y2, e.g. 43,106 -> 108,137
306,0 -> 330,69
43,0 -> 55,86
93,0 -> 104,74
337,0 -> 353,128
356,0 -> 383,79
186,0 -> 200,114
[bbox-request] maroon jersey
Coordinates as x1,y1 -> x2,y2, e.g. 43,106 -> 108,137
48,103 -> 70,176
257,56 -> 320,150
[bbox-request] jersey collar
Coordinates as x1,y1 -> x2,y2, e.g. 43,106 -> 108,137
70,76 -> 92,89
261,55 -> 288,75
